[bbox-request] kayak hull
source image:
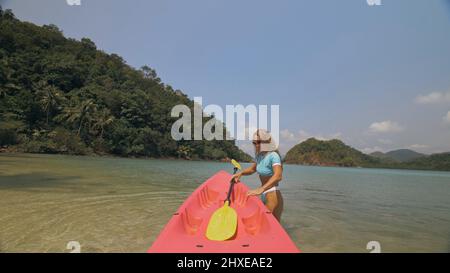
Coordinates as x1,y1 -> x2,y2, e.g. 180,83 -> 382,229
148,170 -> 300,253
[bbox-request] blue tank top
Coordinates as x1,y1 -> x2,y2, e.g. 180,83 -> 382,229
255,152 -> 282,177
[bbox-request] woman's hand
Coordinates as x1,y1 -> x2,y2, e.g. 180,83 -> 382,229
231,172 -> 242,183
247,187 -> 265,196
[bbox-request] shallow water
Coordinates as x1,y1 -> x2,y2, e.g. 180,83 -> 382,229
0,153 -> 449,252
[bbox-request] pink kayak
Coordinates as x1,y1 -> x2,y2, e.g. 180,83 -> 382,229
148,170 -> 300,253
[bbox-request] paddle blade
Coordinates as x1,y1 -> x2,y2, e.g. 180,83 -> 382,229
231,159 -> 242,170
206,201 -> 238,241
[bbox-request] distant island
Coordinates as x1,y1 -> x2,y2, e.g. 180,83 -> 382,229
369,149 -> 425,162
0,8 -> 251,162
284,138 -> 450,172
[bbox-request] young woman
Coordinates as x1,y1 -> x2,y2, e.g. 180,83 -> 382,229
232,129 -> 284,221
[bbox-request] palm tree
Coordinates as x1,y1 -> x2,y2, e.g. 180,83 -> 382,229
92,108 -> 114,138
59,99 -> 97,136
58,105 -> 80,129
77,99 -> 97,136
37,85 -> 63,125
176,145 -> 192,159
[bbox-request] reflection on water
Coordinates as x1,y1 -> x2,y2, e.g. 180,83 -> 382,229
0,153 -> 449,252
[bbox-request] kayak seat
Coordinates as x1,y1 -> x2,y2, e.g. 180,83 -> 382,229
231,183 -> 247,207
197,186 -> 219,209
241,203 -> 270,235
181,207 -> 203,235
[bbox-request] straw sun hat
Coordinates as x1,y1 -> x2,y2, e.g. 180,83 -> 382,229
252,129 -> 278,153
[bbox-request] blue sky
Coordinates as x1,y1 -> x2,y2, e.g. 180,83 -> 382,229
3,0 -> 450,155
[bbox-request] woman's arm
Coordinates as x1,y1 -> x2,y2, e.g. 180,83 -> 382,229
240,163 -> 257,176
247,165 -> 282,196
232,163 -> 256,182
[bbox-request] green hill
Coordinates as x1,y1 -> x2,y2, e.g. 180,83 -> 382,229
400,152 -> 450,171
0,8 -> 251,162
371,149 -> 425,162
284,138 -> 379,167
370,151 -> 393,160
284,138 -> 450,171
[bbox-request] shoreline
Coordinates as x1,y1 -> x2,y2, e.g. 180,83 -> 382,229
283,161 -> 450,174
2,150 -> 449,173
0,150 -> 250,164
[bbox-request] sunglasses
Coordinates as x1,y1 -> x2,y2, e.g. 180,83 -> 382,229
252,140 -> 270,145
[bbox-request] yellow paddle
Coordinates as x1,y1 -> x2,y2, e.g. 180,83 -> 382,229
206,159 -> 242,241
230,159 -> 241,171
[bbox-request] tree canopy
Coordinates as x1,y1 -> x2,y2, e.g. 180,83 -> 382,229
0,7 -> 252,162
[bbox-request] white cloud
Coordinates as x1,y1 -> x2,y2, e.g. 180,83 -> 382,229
369,120 -> 403,133
444,111 -> 450,124
280,129 -> 297,142
298,130 -> 309,139
415,92 -> 450,104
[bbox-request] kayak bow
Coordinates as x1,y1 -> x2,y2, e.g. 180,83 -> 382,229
148,170 -> 300,253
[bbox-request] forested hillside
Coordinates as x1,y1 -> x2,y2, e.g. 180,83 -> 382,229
0,7 -> 251,162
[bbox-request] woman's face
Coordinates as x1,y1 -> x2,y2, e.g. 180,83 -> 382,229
252,139 -> 261,154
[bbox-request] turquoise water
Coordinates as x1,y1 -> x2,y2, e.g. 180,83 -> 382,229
0,153 -> 449,252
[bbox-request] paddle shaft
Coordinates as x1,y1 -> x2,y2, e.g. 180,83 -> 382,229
225,167 -> 238,204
